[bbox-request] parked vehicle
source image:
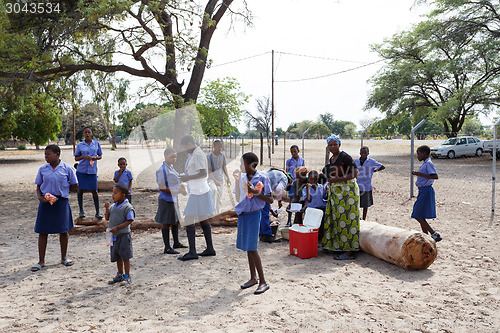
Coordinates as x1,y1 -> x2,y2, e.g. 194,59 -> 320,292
482,140 -> 500,158
430,136 -> 483,159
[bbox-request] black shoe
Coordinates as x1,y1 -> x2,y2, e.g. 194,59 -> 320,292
198,249 -> 216,257
254,284 -> 270,295
164,248 -> 180,254
79,212 -> 86,218
95,213 -> 103,219
261,234 -> 281,243
177,253 -> 198,261
240,280 -> 258,289
173,243 -> 188,249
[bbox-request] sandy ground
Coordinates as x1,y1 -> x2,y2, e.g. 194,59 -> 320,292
0,139 -> 499,332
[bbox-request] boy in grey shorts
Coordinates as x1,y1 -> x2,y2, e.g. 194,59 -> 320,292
105,184 -> 135,284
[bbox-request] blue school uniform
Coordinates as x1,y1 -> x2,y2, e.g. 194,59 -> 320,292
155,163 -> 181,225
114,168 -> 133,193
74,140 -> 102,190
354,157 -> 383,192
235,172 -> 271,251
286,156 -> 305,197
302,184 -> 327,209
259,170 -> 288,237
34,161 -> 78,234
412,158 -> 437,219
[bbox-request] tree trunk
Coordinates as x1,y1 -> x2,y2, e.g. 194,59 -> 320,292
359,221 -> 438,270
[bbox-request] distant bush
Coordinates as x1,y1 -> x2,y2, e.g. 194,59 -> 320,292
0,145 -> 5,150
17,144 -> 26,150
111,146 -> 116,151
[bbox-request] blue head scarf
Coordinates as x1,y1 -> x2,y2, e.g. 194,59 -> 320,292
326,134 -> 341,145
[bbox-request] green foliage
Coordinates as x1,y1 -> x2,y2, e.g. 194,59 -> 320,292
275,127 -> 284,137
366,13 -> 500,137
110,146 -> 116,151
17,144 -> 26,150
61,103 -> 108,142
344,123 -> 357,139
197,77 -> 248,137
459,116 -> 484,136
309,122 -> 330,138
0,144 -> 5,150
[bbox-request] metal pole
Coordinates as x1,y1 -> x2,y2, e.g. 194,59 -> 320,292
283,132 -> 286,170
490,118 -> 500,226
241,136 -> 244,155
302,126 -> 311,159
271,50 -> 275,155
410,119 -> 426,198
361,125 -> 371,148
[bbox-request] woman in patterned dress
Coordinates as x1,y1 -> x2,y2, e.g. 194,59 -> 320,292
321,134 -> 360,260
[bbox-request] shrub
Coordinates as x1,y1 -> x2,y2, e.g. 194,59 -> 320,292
0,145 -> 5,150
17,144 -> 26,150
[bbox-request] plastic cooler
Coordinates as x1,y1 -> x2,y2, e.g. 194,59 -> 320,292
289,207 -> 324,259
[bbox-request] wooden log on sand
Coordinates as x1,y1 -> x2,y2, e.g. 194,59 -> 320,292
206,210 -> 238,226
70,219 -> 162,234
97,180 -> 116,191
359,221 -> 437,270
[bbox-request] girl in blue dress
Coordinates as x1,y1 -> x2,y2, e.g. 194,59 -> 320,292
74,127 -> 103,218
32,145 -> 78,271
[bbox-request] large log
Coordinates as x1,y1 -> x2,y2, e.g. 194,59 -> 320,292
206,210 -> 238,226
359,221 -> 437,270
97,180 -> 116,191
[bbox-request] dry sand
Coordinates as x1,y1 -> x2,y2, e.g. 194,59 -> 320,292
0,139 -> 499,332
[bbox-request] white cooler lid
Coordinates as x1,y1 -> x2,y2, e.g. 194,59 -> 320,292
302,207 -> 323,228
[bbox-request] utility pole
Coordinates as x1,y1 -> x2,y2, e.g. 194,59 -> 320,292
271,50 -> 275,155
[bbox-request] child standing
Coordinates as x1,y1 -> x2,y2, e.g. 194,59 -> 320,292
32,145 -> 78,272
286,166 -> 309,226
234,152 -> 273,295
354,146 -> 385,220
113,157 -> 133,203
285,145 -> 305,225
105,184 -> 135,284
412,145 -> 442,242
207,139 -> 231,214
302,170 -> 327,240
155,148 -> 188,254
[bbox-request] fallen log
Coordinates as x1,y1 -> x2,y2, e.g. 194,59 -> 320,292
70,219 -> 164,234
359,221 -> 437,270
75,217 -> 102,226
69,221 -> 108,234
97,180 -> 116,191
206,210 -> 238,226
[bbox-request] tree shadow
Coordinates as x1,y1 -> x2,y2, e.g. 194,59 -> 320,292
0,158 -> 39,164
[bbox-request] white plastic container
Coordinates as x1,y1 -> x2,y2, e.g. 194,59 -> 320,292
289,203 -> 303,212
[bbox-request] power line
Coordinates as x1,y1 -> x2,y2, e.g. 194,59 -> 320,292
207,51 -> 271,69
276,51 -> 369,64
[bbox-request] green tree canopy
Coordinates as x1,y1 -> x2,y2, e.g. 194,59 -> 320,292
197,77 -> 248,137
366,16 -> 500,137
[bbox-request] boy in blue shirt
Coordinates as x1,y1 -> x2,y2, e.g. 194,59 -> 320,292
113,157 -> 133,203
412,145 -> 441,242
354,146 -> 385,220
105,184 -> 135,284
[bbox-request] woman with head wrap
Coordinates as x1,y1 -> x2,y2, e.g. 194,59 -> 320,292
321,134 -> 360,260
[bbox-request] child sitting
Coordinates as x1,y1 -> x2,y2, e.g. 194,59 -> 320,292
105,184 -> 135,284
286,166 -> 309,226
302,170 -> 327,239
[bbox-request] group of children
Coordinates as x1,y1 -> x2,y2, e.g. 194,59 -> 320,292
32,137 -> 441,293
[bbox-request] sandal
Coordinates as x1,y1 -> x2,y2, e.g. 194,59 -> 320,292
334,253 -> 355,260
31,263 -> 44,272
61,259 -> 74,266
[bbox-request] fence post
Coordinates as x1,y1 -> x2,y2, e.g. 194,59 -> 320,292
260,132 -> 264,165
302,126 -> 311,159
410,119 -> 426,198
241,136 -> 244,155
283,132 -> 287,170
361,125 -> 371,148
490,118 -> 500,226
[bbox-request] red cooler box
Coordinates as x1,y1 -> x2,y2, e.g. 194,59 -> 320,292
289,208 -> 323,259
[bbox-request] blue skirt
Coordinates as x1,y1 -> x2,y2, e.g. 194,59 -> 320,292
411,186 -> 436,219
35,197 -> 74,234
183,191 -> 215,217
237,210 -> 261,252
76,172 -> 98,190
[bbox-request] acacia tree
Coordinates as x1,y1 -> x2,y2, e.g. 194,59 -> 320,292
0,0 -> 251,146
246,96 -> 274,158
366,18 -> 500,137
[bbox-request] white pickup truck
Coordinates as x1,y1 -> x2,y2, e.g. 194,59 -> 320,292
483,140 -> 500,158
